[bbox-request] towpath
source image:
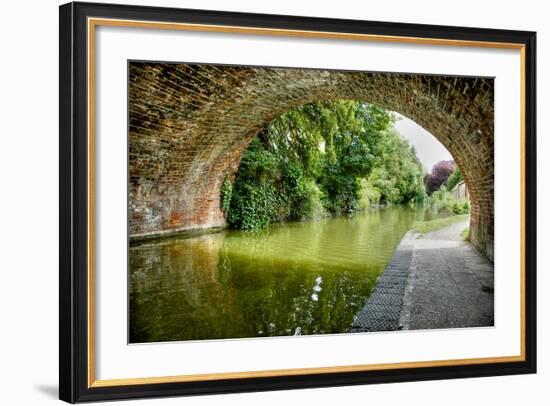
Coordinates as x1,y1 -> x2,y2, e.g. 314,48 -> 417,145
351,219 -> 494,332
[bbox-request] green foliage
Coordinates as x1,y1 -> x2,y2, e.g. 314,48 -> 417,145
461,227 -> 470,241
366,133 -> 425,205
227,182 -> 281,230
358,179 -> 382,209
288,174 -> 326,220
220,176 -> 233,216
223,101 -> 426,230
425,187 -> 470,215
412,214 -> 470,234
226,138 -> 288,230
446,168 -> 464,191
452,200 -> 471,215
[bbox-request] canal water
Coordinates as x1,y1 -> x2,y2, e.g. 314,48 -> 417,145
129,205 -> 436,343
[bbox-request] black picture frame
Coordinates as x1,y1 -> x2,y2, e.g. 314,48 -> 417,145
59,1 -> 537,403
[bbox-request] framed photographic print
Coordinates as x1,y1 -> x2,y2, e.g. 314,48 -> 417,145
59,1 -> 537,403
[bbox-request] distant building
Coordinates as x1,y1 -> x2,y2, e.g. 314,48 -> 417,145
451,180 -> 469,200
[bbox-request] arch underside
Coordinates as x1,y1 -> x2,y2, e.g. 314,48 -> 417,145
129,62 -> 494,260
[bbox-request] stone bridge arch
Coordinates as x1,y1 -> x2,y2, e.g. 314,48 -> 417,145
129,62 -> 494,260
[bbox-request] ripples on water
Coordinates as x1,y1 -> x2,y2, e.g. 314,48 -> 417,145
129,205 -> 433,343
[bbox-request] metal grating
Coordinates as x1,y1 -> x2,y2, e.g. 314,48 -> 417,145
350,245 -> 413,332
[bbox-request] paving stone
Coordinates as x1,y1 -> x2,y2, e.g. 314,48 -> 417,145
399,220 -> 494,330
352,220 -> 494,333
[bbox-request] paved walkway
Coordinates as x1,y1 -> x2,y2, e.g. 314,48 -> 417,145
351,219 -> 494,333
400,220 -> 494,330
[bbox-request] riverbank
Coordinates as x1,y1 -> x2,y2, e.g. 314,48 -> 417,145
410,213 -> 470,234
351,218 -> 494,332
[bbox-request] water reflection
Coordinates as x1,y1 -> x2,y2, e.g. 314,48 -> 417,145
130,205 -> 431,343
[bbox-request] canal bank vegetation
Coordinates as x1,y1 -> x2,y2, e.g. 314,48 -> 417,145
425,187 -> 470,215
411,162 -> 471,235
222,101 -> 426,230
412,214 -> 470,234
424,162 -> 470,216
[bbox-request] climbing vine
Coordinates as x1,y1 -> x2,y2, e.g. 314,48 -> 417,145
220,176 -> 233,216
222,101 -> 426,230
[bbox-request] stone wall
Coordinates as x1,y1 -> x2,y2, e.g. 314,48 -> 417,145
129,62 -> 494,260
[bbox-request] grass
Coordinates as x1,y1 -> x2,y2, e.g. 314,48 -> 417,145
460,227 -> 470,241
412,214 -> 470,234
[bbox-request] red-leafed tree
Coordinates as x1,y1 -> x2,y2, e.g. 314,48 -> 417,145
424,160 -> 455,195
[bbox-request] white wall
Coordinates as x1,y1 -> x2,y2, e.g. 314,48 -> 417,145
0,0 -> 545,405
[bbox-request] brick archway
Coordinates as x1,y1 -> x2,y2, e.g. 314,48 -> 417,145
129,63 -> 494,260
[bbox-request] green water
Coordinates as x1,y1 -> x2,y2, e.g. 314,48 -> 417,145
129,205 -> 432,343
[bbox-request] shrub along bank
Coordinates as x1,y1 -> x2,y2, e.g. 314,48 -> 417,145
222,101 -> 426,230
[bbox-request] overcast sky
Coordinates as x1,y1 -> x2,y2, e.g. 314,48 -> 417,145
393,113 -> 453,173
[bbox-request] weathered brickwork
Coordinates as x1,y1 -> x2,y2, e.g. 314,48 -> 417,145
129,62 -> 494,260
